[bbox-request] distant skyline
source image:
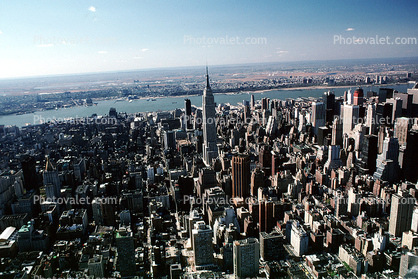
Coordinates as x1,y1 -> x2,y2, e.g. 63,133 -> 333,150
0,0 -> 417,79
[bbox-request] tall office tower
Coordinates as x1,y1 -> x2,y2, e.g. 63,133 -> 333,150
202,68 -> 218,165
394,91 -> 413,117
250,94 -> 255,109
342,104 -> 360,136
353,88 -> 364,106
261,98 -> 269,110
388,190 -> 415,237
21,155 -> 37,192
194,109 -> 202,130
355,135 -> 378,175
401,130 -> 418,183
323,91 -> 335,124
251,168 -> 265,196
43,156 -> 60,199
331,118 -> 343,146
231,154 -> 250,198
258,200 -> 274,233
192,221 -> 213,268
233,238 -> 259,279
407,83 -> 418,116
164,130 -> 176,150
324,145 -> 343,172
116,227 -> 136,277
373,137 -> 400,183
244,105 -> 251,123
387,98 -> 403,120
376,103 -> 393,127
365,104 -> 376,135
378,88 -> 394,102
185,98 -> 192,130
311,102 -> 325,136
259,144 -> 272,175
394,117 -> 412,146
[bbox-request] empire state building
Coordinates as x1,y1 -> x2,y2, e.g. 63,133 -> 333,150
202,67 -> 218,165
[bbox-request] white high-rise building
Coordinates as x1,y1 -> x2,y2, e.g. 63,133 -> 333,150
388,190 -> 414,237
290,221 -> 309,257
342,104 -> 360,137
312,101 -> 325,136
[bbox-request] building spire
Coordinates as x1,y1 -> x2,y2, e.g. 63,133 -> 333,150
45,155 -> 55,172
206,65 -> 211,89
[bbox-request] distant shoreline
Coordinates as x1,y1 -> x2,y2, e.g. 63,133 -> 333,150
0,82 -> 410,117
160,82 -> 408,100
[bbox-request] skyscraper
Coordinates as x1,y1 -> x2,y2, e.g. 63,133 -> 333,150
331,117 -> 343,146
323,91 -> 335,124
231,154 -> 250,198
21,155 -> 37,192
43,156 -> 60,199
311,101 -> 325,136
233,238 -> 259,279
353,88 -> 364,106
342,104 -> 359,136
394,117 -> 412,146
116,227 -> 136,277
355,135 -> 378,175
202,68 -> 218,165
373,137 -> 400,183
192,221 -> 213,268
185,98 -> 192,130
388,190 -> 415,237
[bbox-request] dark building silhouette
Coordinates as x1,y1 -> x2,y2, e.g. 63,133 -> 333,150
185,98 -> 192,130
21,155 -> 38,192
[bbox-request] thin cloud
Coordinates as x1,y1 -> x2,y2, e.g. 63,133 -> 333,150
133,56 -> 144,59
98,51 -> 108,54
346,28 -> 354,31
89,6 -> 96,12
140,48 -> 149,52
36,44 -> 54,48
0,30 -> 3,35
276,50 -> 288,54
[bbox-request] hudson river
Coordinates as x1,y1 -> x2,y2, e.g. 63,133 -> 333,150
0,84 -> 411,127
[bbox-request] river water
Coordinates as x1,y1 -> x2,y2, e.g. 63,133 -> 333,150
0,84 -> 412,127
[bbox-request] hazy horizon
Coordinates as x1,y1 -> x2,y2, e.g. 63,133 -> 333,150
0,56 -> 417,83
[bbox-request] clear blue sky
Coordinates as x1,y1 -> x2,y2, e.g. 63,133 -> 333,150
0,0 -> 417,78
